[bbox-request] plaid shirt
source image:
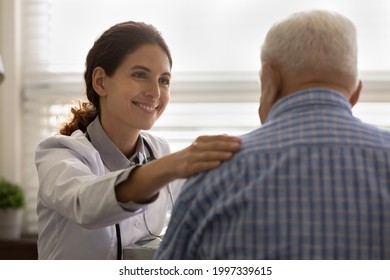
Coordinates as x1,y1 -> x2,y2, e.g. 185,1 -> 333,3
156,88 -> 390,259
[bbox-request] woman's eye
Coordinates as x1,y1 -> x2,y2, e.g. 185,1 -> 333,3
132,72 -> 146,79
159,77 -> 170,86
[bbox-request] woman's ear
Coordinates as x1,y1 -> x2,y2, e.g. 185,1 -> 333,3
92,67 -> 107,96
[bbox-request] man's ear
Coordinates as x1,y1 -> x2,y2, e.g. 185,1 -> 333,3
260,64 -> 282,102
258,63 -> 282,123
349,79 -> 362,108
92,67 -> 107,96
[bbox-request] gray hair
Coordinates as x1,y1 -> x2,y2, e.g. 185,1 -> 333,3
261,10 -> 358,83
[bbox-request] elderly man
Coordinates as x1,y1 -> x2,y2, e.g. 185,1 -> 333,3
155,10 -> 390,259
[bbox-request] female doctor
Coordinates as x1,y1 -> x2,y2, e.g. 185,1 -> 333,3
35,21 -> 240,259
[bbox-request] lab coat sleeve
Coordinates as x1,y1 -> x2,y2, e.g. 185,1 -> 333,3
35,132 -> 146,229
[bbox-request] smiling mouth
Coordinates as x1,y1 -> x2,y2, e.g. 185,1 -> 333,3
133,101 -> 158,113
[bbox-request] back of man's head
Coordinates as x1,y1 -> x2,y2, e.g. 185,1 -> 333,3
260,10 -> 358,89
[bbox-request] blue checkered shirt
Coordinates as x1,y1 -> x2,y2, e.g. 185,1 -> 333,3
156,88 -> 390,259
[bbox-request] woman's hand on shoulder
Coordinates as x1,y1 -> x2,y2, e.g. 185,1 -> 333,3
115,135 -> 240,204
170,134 -> 241,178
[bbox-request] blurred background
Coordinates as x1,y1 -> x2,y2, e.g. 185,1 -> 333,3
1,0 -> 389,236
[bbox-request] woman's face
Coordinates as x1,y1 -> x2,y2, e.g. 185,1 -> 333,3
98,44 -> 171,133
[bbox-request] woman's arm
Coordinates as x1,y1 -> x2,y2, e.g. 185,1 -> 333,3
115,134 -> 240,204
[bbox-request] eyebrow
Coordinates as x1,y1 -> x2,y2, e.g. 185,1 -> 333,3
131,65 -> 171,77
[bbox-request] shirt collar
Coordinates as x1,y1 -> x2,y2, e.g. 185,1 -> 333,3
86,117 -> 147,171
266,88 -> 353,123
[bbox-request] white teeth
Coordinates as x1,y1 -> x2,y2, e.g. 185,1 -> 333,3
135,103 -> 156,112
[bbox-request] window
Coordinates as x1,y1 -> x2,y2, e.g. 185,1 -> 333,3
14,0 -> 390,234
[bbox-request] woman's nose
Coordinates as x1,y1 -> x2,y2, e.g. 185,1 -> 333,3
144,81 -> 161,99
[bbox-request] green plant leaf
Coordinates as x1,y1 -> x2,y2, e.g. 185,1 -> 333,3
0,178 -> 25,209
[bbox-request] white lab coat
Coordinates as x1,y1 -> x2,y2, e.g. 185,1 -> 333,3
35,129 -> 183,259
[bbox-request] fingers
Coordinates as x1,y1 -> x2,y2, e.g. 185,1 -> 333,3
194,134 -> 241,144
189,149 -> 236,162
185,134 -> 241,174
185,160 -> 223,174
187,151 -> 235,173
191,134 -> 241,152
171,134 -> 241,179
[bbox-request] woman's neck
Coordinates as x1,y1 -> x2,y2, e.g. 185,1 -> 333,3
99,116 -> 141,158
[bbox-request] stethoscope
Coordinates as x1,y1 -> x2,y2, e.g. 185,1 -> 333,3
140,137 -> 174,241
116,136 -> 175,259
86,133 -> 174,259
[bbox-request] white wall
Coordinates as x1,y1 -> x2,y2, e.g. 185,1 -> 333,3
0,0 -> 22,183
0,0 -> 3,177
